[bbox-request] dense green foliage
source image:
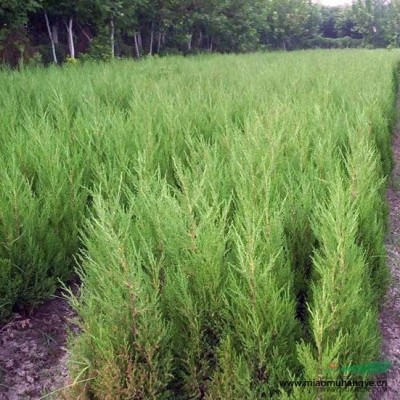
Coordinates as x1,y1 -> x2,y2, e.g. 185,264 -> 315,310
0,49 -> 398,398
2,1 -> 400,66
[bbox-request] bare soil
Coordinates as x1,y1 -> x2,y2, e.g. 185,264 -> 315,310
369,98 -> 400,399
0,284 -> 78,400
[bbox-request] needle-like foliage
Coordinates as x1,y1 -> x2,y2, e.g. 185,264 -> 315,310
0,50 -> 399,398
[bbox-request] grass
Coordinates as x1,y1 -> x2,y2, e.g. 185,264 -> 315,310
0,49 -> 399,399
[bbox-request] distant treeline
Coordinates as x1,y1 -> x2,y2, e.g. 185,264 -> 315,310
1,0 -> 400,67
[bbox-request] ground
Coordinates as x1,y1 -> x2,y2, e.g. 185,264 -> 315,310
0,284 -> 78,400
369,97 -> 400,399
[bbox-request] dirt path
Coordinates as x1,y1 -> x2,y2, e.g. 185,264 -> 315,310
370,96 -> 400,399
0,286 -> 77,400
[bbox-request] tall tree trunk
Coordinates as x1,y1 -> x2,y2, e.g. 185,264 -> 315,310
45,12 -> 58,64
157,31 -> 161,53
188,32 -> 193,52
78,23 -> 93,43
134,33 -> 140,58
64,17 -> 75,59
69,17 -> 75,58
209,35 -> 214,52
18,47 -> 25,69
138,30 -> 143,52
110,17 -> 115,59
52,24 -> 58,45
188,32 -> 194,52
149,22 -> 154,55
198,30 -> 203,48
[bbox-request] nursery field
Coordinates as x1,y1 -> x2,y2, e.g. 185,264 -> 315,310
0,50 -> 399,399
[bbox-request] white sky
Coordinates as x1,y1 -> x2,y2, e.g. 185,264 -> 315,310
313,0 -> 351,6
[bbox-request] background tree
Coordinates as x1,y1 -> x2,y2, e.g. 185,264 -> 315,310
351,0 -> 388,47
0,0 -> 40,66
262,0 -> 318,50
383,0 -> 400,46
2,0 -> 400,66
319,6 -> 340,38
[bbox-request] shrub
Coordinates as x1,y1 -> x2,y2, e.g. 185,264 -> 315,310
0,50 -> 398,398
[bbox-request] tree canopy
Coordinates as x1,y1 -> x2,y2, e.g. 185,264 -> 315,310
0,0 -> 399,66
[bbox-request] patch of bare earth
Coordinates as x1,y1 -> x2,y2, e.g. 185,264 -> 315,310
370,97 -> 400,399
0,284 -> 78,400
